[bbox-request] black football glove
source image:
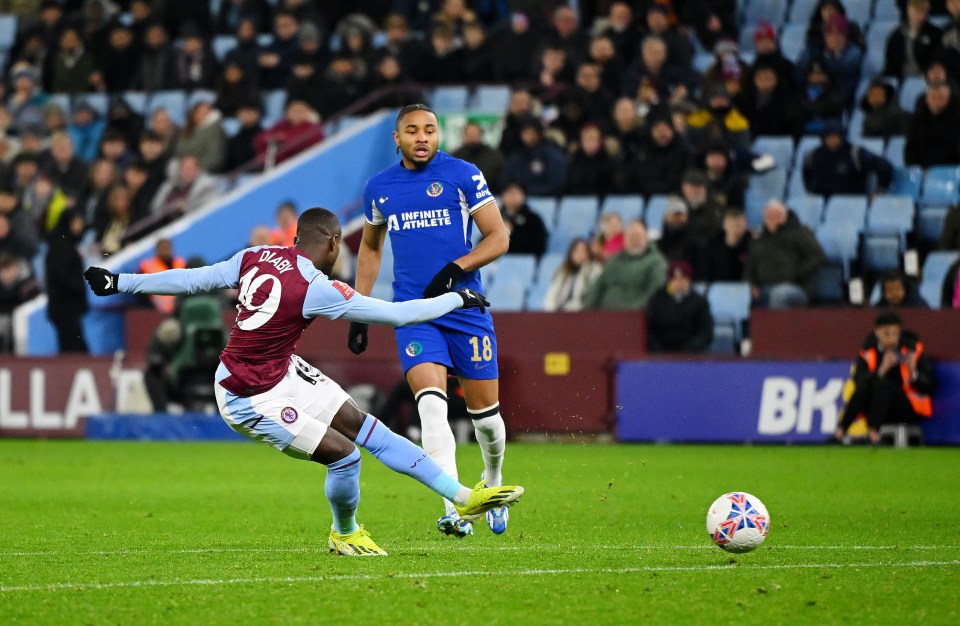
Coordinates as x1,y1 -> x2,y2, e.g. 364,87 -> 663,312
423,262 -> 464,298
347,321 -> 369,355
456,288 -> 490,313
84,267 -> 120,296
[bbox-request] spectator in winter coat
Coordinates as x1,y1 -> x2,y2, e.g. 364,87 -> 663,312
738,62 -> 803,138
797,13 -> 863,105
134,22 -> 177,92
452,122 -> 504,195
68,100 -> 106,162
253,99 -> 324,167
175,94 -> 228,174
565,123 -> 616,196
500,182 -> 548,257
884,0 -> 943,80
49,26 -> 100,94
624,108 -> 690,196
798,60 -> 847,134
583,219 -> 668,311
905,80 -> 960,168
802,120 -> 894,196
225,100 -> 263,171
44,209 -> 88,353
703,208 -> 750,282
859,78 -> 912,139
749,20 -> 796,89
501,117 -> 568,197
645,260 -> 713,353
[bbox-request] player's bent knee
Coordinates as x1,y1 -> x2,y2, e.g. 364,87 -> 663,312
329,399 -> 368,442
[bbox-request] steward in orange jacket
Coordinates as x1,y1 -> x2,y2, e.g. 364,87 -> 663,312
139,238 -> 186,314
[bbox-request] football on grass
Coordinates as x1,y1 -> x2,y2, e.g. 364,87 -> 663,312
706,492 -> 770,553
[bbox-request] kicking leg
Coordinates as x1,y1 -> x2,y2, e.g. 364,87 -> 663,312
460,377 -> 508,533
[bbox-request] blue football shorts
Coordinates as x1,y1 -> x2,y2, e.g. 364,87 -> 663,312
394,309 -> 499,380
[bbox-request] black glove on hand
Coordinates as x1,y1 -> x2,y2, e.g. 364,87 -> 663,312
423,262 -> 464,298
347,321 -> 369,355
456,288 -> 490,313
84,267 -> 119,296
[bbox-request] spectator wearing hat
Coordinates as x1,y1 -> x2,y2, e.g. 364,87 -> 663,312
701,38 -> 748,103
679,167 -> 725,242
7,64 -> 49,131
658,195 -> 706,279
501,117 -> 568,196
134,22 -> 177,92
98,23 -> 140,93
746,199 -> 826,308
254,99 -> 324,167
805,0 -> 866,51
49,26 -> 100,95
566,123 -> 617,196
259,10 -> 301,90
583,218 -> 668,311
884,0 -> 943,80
905,79 -> 960,168
749,20 -> 796,89
500,181 -> 548,257
738,61 -> 803,138
702,141 -> 747,210
106,97 -> 146,150
798,60 -> 847,134
174,93 -> 227,174
624,108 -> 690,196
686,83 -> 751,152
797,12 -> 863,106
704,207 -> 750,282
452,122 -> 504,195
645,259 -> 713,354
295,19 -> 330,68
67,100 -> 106,162
802,120 -> 894,197
859,78 -> 912,139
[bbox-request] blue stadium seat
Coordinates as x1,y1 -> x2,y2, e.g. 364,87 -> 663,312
891,166 -> 923,200
222,117 -> 241,137
787,166 -> 808,198
485,273 -> 528,311
862,234 -> 902,272
917,205 -> 949,243
922,165 -> 960,205
551,196 -> 600,254
527,196 -> 557,228
884,136 -> 906,168
899,76 -> 926,112
919,280 -> 943,309
644,195 -> 670,237
847,109 -> 865,142
430,86 -> 469,112
742,0 -> 787,27
707,282 -> 752,342
867,195 -> 915,243
148,90 -> 187,125
816,223 -> 860,278
493,254 -> 537,286
779,24 -> 807,63
709,322 -> 738,355
793,135 -> 821,171
922,250 -> 959,285
212,35 -> 237,61
470,85 -> 511,113
601,194 -> 644,221
693,52 -> 715,75
262,89 -> 287,127
0,15 -> 16,50
746,167 -> 787,200
83,93 -> 110,117
813,263 -> 848,304
787,1 -> 816,25
863,23 -> 897,78
786,194 -> 824,230
744,192 -> 767,230
860,137 -> 885,156
122,91 -> 149,115
823,194 -> 868,229
752,135 -> 794,172
845,0 -> 873,24
874,3 -> 901,21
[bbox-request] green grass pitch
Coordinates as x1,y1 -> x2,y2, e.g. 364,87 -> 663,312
1,440 -> 958,625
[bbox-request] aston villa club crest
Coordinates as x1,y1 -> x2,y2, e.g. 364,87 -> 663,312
426,182 -> 443,197
281,407 -> 298,424
405,341 -> 423,357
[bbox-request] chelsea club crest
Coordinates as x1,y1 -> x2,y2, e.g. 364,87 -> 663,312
426,182 -> 443,197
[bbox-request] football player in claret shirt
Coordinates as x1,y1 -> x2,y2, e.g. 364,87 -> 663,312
350,104 -> 512,537
84,207 -> 523,557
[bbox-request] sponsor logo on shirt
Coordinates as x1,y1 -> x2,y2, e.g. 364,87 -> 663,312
426,182 -> 444,197
332,281 -> 356,299
281,407 -> 298,424
405,341 -> 423,357
386,209 -> 452,232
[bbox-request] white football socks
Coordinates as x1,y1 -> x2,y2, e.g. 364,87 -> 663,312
470,404 -> 505,488
417,388 -> 459,515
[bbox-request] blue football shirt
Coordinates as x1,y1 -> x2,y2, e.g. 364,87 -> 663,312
363,151 -> 496,302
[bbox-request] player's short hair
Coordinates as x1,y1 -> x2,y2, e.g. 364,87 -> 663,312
296,207 -> 340,243
395,103 -> 437,130
874,311 -> 903,328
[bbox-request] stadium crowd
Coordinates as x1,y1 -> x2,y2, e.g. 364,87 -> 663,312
1,0 -> 960,355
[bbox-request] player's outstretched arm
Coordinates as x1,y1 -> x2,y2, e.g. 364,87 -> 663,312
84,257 -> 241,297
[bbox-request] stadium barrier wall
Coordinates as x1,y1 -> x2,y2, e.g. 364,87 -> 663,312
616,361 -> 960,445
15,110 -> 400,357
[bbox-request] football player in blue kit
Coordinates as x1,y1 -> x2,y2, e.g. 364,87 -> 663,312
350,104 -> 512,537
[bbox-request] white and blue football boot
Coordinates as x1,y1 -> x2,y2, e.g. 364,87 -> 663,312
437,514 -> 474,538
485,504 -> 509,534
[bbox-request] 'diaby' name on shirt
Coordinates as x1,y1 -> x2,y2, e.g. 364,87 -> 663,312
387,209 -> 452,231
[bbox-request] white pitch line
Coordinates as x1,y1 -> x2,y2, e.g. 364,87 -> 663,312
2,544 -> 959,558
1,560 -> 958,594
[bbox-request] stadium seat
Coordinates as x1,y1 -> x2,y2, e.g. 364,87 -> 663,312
741,0 -> 787,27
863,23 -> 897,78
535,252 -> 564,285
919,280 -> 943,309
845,0 -> 873,24
786,194 -> 824,230
644,195 -> 670,237
884,136 -> 906,168
222,117 -> 241,137
148,90 -> 187,125
812,263 -> 848,305
430,86 -> 469,112
527,196 -> 557,228
874,3 -> 901,21
709,322 -> 738,355
601,194 -> 644,221
891,166 -> 923,200
866,195 -> 915,243
212,35 -> 237,61
787,166 -> 808,198
922,165 -> 960,205
744,192 -> 767,230
746,167 -> 787,201
485,273 -> 528,311
693,52 -> 715,75
922,250 -> 960,285
122,91 -> 149,115
787,1 -> 816,25
862,233 -> 903,272
83,93 -> 110,117
752,135 -> 794,172
0,15 -> 16,50
816,223 -> 860,278
793,135 -> 821,171
493,254 -> 538,287
899,76 -> 926,112
823,194 -> 868,229
847,109 -> 865,142
779,24 -> 807,63
262,89 -> 287,127
917,205 -> 949,243
860,137 -> 885,157
707,282 -> 752,342
470,85 -> 511,113
552,196 -> 600,253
